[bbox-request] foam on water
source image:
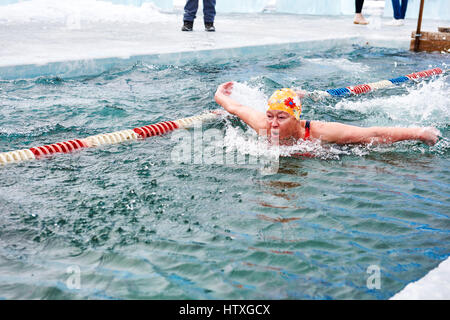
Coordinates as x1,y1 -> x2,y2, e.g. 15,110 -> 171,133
221,125 -> 276,159
333,74 -> 450,127
222,122 -> 376,162
302,57 -> 371,74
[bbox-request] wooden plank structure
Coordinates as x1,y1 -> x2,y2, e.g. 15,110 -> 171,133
410,30 -> 450,52
411,0 -> 450,53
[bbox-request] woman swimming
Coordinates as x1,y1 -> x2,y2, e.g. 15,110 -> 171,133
214,82 -> 440,146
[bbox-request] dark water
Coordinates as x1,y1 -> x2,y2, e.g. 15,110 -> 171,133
0,45 -> 449,299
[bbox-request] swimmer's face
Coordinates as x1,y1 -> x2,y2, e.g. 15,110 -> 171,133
266,110 -> 298,142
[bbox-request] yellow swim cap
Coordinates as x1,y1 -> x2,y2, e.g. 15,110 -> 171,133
267,88 -> 302,120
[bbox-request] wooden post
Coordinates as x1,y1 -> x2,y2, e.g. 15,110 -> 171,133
409,0 -> 450,52
413,0 -> 425,52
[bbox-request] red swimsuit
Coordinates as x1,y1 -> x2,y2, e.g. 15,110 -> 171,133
290,120 -> 314,158
304,120 -> 311,140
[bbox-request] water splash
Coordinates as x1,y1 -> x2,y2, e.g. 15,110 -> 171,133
229,81 -> 269,114
222,122 -> 374,161
302,57 -> 371,74
333,75 -> 450,127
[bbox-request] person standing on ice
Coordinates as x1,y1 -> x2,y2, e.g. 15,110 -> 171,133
214,82 -> 440,146
386,0 -> 408,26
181,0 -> 216,32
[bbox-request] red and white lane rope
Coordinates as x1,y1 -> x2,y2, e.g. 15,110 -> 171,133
306,67 -> 445,100
0,111 -> 222,165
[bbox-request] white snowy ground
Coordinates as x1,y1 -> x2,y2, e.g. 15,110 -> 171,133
0,0 -> 448,69
0,0 -> 449,299
391,257 -> 450,300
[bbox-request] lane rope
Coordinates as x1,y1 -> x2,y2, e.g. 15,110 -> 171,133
0,111 -> 222,165
305,67 -> 444,100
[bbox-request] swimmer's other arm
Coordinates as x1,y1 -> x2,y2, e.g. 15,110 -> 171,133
312,122 -> 440,146
215,82 -> 266,132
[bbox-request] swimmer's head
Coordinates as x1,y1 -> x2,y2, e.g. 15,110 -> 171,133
267,88 -> 302,121
266,89 -> 303,143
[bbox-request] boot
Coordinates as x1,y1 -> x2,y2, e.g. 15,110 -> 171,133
204,22 -> 215,32
182,20 -> 193,32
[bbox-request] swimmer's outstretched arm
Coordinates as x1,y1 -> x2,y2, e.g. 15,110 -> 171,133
214,82 -> 266,132
292,89 -> 440,145
311,121 -> 440,146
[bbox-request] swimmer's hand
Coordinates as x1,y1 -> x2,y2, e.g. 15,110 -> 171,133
419,127 -> 441,146
215,82 -> 240,114
216,81 -> 234,96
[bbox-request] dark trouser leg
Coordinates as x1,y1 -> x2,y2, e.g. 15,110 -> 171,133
203,0 -> 216,23
392,0 -> 401,19
355,0 -> 364,14
183,0 -> 199,22
400,0 -> 408,19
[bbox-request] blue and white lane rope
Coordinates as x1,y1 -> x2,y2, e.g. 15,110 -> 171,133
306,67 -> 444,100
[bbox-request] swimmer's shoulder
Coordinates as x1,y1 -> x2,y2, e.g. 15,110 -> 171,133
306,120 -> 324,135
308,121 -> 369,144
307,120 -> 342,141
